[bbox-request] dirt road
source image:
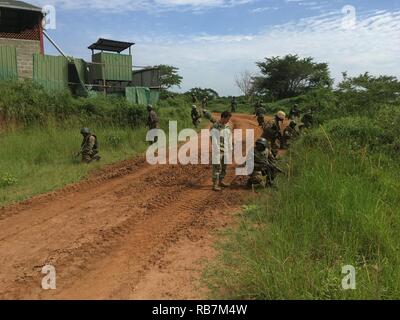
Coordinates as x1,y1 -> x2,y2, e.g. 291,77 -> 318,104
0,114 -> 265,300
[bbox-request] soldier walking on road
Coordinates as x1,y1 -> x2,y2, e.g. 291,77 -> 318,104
231,97 -> 238,113
79,128 -> 101,163
211,111 -> 233,192
147,104 -> 160,144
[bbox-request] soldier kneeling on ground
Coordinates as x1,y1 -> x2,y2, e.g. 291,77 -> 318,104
247,138 -> 283,189
280,121 -> 300,149
79,128 -> 101,163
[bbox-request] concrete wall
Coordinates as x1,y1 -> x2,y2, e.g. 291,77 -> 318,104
0,38 -> 41,79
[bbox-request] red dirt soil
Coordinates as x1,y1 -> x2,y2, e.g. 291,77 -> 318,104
0,113 -> 274,300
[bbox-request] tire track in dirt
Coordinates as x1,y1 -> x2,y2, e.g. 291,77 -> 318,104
0,113 -> 261,300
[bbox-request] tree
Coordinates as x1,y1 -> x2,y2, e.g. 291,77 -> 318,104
187,87 -> 219,101
155,65 -> 183,90
235,70 -> 254,98
253,54 -> 333,100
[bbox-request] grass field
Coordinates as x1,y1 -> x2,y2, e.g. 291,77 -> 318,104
205,133 -> 400,299
0,99 -> 195,207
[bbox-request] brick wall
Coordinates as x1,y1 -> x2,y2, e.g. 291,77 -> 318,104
0,38 -> 41,79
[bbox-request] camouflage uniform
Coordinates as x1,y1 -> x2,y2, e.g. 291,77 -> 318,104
261,121 -> 280,157
211,121 -> 232,184
247,140 -> 280,189
247,148 -> 269,188
302,111 -> 314,129
289,106 -> 301,121
231,97 -> 238,113
81,134 -> 100,163
203,109 -> 216,124
281,124 -> 299,149
147,109 -> 160,144
202,97 -> 208,109
255,106 -> 267,127
191,107 -> 201,128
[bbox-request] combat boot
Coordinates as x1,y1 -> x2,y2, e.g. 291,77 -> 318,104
213,181 -> 222,191
219,180 -> 230,188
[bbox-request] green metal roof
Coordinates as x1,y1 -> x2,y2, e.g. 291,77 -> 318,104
0,0 -> 42,13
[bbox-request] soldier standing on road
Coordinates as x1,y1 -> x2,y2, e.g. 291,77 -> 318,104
231,97 -> 238,113
79,128 -> 101,163
211,111 -> 233,192
147,104 -> 160,144
191,105 -> 201,128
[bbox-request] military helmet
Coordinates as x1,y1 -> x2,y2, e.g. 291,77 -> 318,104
192,105 -> 197,109
277,111 -> 286,120
80,127 -> 90,135
256,138 -> 268,148
147,104 -> 153,111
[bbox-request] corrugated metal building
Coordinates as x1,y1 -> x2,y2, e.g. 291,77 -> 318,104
0,0 -> 44,79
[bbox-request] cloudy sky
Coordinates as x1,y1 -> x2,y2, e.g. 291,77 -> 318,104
32,0 -> 400,96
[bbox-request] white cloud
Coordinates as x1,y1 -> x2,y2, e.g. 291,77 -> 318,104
118,9 -> 400,96
32,0 -> 255,12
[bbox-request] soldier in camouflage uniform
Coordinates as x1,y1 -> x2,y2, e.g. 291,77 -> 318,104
231,97 -> 238,113
288,104 -> 301,121
147,105 -> 160,144
79,128 -> 101,163
203,109 -> 216,124
211,111 -> 233,191
281,121 -> 300,149
301,109 -> 314,129
255,104 -> 267,127
202,96 -> 209,110
191,105 -> 201,128
247,138 -> 282,189
261,111 -> 286,157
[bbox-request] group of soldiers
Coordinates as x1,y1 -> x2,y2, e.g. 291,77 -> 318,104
77,99 -> 314,192
248,103 -> 314,189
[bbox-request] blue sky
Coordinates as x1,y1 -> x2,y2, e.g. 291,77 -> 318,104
32,0 -> 400,95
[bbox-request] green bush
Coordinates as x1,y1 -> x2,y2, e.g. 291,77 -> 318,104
0,173 -> 17,188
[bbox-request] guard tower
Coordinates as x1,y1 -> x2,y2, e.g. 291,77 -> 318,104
0,0 -> 44,79
88,38 -> 135,94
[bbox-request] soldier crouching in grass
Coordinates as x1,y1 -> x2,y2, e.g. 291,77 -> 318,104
247,138 -> 283,189
79,128 -> 101,163
210,111 -> 233,192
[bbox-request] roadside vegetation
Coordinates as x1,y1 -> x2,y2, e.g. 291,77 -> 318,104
205,57 -> 400,299
0,80 -> 193,207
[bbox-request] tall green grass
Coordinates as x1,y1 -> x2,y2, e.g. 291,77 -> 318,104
0,125 -> 149,206
0,81 -> 196,206
205,137 -> 400,299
